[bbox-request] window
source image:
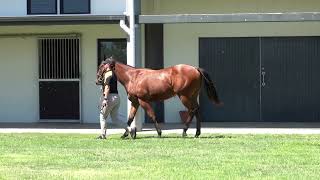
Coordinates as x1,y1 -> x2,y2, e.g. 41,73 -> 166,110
60,0 -> 90,14
27,0 -> 90,15
27,0 -> 57,15
38,38 -> 80,120
97,39 -> 127,66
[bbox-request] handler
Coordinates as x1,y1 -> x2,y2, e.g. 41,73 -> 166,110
97,64 -> 126,139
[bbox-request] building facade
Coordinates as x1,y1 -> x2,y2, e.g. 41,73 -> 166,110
0,0 -> 129,124
1,0 -> 320,124
141,0 -> 320,123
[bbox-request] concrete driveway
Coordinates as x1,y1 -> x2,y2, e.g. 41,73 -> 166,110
1,122 -> 320,135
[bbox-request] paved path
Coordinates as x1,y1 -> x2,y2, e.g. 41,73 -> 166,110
1,122 -> 320,135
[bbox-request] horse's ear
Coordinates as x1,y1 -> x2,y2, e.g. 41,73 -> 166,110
108,56 -> 114,60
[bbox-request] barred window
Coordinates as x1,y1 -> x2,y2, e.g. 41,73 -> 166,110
39,38 -> 80,79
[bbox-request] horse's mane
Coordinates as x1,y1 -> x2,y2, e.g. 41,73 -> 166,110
104,57 -> 137,69
101,57 -> 115,65
103,57 -> 163,71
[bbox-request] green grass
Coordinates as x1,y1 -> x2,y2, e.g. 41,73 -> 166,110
1,133 -> 320,180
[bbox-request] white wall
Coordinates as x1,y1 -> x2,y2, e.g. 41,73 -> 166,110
0,0 -> 126,16
0,37 -> 38,122
0,0 -> 26,16
78,25 -> 127,123
91,0 -> 126,15
142,0 -> 320,14
163,22 -> 320,123
0,24 -> 127,123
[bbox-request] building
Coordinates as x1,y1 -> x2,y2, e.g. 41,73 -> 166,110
141,0 -> 320,123
1,0 -> 320,124
0,0 -> 128,124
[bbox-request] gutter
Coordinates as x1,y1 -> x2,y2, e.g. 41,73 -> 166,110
0,15 -> 125,25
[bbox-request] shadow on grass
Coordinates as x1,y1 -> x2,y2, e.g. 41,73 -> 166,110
130,134 -> 235,140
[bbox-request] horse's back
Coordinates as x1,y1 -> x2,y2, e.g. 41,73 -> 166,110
170,64 -> 202,96
131,68 -> 175,100
171,64 -> 200,80
130,64 -> 201,101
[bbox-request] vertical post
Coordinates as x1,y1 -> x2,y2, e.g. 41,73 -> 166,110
123,0 -> 143,131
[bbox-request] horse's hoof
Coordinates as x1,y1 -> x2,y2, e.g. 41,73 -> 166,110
182,129 -> 188,137
130,127 -> 137,139
157,130 -> 162,137
195,131 -> 201,138
121,131 -> 129,139
96,135 -> 106,139
121,134 -> 128,139
182,132 -> 187,138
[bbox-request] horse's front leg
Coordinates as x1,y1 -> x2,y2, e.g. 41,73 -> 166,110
121,101 -> 140,139
139,100 -> 162,137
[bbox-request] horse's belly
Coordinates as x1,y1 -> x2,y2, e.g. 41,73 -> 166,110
150,92 -> 175,101
138,88 -> 175,102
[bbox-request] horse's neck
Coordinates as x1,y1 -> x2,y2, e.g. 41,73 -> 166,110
114,63 -> 134,88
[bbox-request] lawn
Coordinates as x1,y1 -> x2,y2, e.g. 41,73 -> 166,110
1,133 -> 320,180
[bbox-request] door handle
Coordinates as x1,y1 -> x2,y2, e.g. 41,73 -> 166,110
261,71 -> 266,87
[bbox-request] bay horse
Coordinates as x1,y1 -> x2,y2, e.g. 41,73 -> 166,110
96,57 -> 222,139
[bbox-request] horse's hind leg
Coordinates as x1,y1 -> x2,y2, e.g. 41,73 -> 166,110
139,99 -> 162,137
179,95 -> 199,137
194,107 -> 201,138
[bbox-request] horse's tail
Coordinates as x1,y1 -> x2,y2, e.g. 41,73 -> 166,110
197,68 -> 223,106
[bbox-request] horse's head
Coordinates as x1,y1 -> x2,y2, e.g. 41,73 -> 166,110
95,57 -> 116,85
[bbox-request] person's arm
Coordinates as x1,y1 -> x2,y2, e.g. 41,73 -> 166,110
103,84 -> 110,100
102,71 -> 113,105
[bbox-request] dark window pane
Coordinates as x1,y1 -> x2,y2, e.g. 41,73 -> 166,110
28,0 -> 57,14
98,39 -> 127,66
61,0 -> 90,14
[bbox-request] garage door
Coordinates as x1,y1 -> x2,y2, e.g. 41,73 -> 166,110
199,37 -> 320,122
199,38 -> 260,121
261,37 -> 320,121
